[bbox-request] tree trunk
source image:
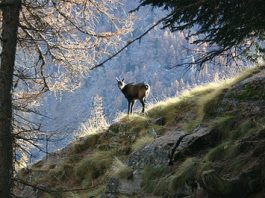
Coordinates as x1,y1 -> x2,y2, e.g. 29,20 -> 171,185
0,1 -> 21,197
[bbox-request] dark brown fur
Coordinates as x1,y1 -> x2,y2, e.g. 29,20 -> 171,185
117,78 -> 150,115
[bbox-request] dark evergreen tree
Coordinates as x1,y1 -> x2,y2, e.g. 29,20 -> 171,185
140,0 -> 265,68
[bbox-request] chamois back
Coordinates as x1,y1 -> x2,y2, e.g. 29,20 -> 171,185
123,83 -> 150,100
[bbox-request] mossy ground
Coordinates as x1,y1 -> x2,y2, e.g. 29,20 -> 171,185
16,66 -> 265,197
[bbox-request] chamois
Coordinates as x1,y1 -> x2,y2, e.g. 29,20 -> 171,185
116,78 -> 150,115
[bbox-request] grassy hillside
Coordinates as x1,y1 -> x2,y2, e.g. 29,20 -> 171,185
15,66 -> 265,197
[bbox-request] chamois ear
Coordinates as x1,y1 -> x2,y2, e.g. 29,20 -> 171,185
116,77 -> 119,82
122,78 -> 124,82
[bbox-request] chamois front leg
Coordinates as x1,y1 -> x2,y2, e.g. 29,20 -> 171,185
140,98 -> 145,113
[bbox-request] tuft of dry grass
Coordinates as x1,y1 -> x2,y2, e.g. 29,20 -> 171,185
142,165 -> 171,194
169,157 -> 199,192
71,134 -> 100,154
73,150 -> 114,187
111,158 -> 133,179
131,135 -> 154,151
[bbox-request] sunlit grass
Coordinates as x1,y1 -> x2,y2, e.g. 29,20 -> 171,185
77,120 -> 109,138
117,113 -> 149,124
146,97 -> 182,125
114,65 -> 263,133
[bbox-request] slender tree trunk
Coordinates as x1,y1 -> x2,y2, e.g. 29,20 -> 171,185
0,1 -> 21,197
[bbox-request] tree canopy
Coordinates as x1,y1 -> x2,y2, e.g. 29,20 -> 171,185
140,0 -> 265,67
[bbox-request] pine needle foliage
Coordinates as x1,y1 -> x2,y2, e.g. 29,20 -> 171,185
140,0 -> 265,67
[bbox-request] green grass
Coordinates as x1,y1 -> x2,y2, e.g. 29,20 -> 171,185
169,157 -> 199,192
210,115 -> 236,140
232,119 -> 256,140
41,193 -> 53,198
49,163 -> 74,181
183,119 -> 201,133
86,185 -> 105,198
73,150 -> 114,187
145,83 -> 222,131
146,97 -> 182,118
141,158 -> 200,195
143,66 -> 260,133
71,134 -> 100,153
204,141 -> 238,162
198,115 -> 260,177
197,66 -> 264,120
131,135 -> 154,151
142,165 -> 171,194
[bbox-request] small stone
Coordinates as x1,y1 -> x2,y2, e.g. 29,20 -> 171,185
153,117 -> 166,126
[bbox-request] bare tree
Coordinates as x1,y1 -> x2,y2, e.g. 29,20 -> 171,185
14,0 -> 133,92
0,0 -> 134,196
12,0 -> 133,156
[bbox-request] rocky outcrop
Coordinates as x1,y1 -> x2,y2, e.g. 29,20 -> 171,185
128,130 -> 186,169
216,72 -> 265,117
127,126 -> 218,170
105,126 -> 221,196
107,128 -> 265,197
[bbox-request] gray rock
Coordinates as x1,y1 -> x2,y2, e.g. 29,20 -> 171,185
128,130 -> 186,169
172,126 -> 215,159
118,170 -> 143,195
128,126 -> 212,169
106,177 -> 119,193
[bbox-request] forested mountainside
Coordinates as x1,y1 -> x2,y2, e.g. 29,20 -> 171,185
16,66 -> 265,197
30,1 -> 250,161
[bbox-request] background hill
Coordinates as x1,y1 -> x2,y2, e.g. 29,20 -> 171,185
16,66 -> 265,198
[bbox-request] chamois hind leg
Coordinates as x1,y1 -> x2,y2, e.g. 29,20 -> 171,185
127,101 -> 131,115
130,100 -> 135,114
139,98 -> 145,113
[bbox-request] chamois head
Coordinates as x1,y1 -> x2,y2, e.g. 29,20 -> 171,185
116,77 -> 125,90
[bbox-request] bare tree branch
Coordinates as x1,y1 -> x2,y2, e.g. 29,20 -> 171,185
91,13 -> 173,70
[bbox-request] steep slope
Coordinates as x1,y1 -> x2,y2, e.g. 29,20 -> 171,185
15,66 -> 265,198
